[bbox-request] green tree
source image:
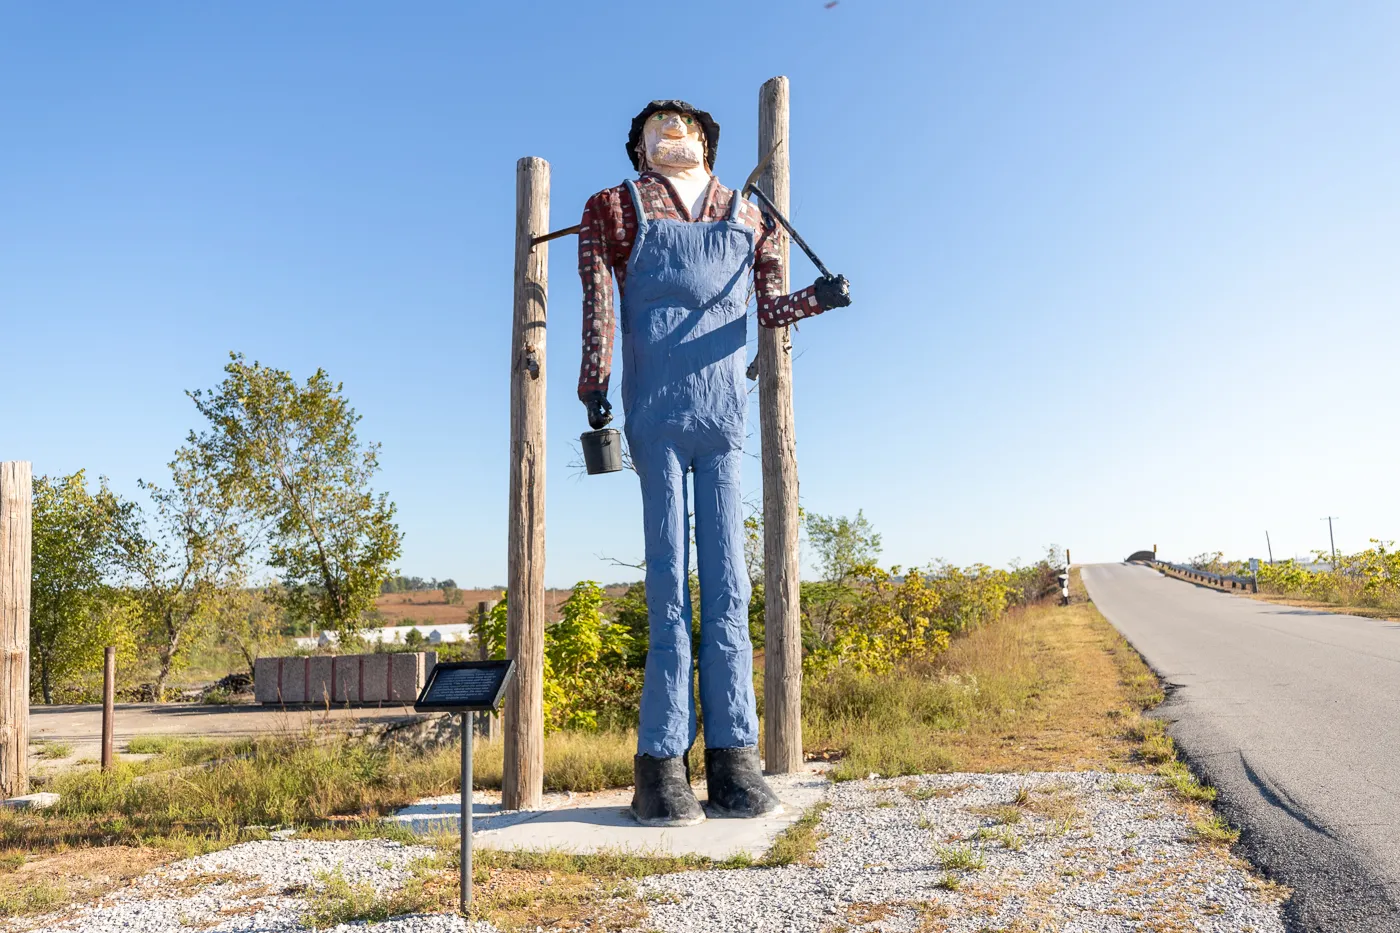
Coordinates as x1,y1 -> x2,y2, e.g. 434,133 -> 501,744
546,581 -> 638,731
805,509 -> 883,586
187,353 -> 403,642
609,582 -> 649,665
803,510 -> 883,643
30,471 -> 132,704
479,595 -> 507,660
216,582 -> 283,678
115,449 -> 253,700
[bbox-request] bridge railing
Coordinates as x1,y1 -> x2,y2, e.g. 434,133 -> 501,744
1152,560 -> 1258,594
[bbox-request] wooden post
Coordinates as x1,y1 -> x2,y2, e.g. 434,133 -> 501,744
0,462 -> 31,799
101,647 -> 116,771
477,599 -> 500,741
757,78 -> 803,774
504,156 -> 549,811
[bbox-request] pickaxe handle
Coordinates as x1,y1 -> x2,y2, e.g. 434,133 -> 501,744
743,184 -> 834,280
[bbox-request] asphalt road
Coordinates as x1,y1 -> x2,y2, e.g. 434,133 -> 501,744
1083,562 -> 1400,932
28,703 -> 423,768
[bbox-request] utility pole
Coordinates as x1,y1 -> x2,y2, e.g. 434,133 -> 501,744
757,76 -> 803,775
0,462 -> 31,799
504,157 -> 549,811
1265,530 -> 1274,565
1322,516 -> 1339,569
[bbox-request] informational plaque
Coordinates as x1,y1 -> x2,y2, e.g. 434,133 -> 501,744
414,660 -> 516,713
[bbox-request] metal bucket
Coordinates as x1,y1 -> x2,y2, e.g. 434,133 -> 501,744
581,428 -> 623,475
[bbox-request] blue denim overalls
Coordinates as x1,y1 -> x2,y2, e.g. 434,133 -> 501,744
620,178 -> 757,759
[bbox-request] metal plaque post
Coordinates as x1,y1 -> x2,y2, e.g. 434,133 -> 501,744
413,660 -> 515,918
460,710 -> 473,914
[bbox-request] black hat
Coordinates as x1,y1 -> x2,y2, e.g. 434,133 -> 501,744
627,99 -> 720,172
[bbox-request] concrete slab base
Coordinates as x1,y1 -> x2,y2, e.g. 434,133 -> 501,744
387,767 -> 830,860
2,793 -> 60,810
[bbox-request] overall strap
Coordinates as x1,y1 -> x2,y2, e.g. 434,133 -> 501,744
624,179 -> 649,236
727,182 -> 745,221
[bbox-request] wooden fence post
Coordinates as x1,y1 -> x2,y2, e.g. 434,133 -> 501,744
757,77 -> 804,774
504,157 -> 549,811
477,599 -> 500,741
0,462 -> 31,799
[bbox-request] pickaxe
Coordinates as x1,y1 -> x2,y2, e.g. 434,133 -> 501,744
739,140 -> 837,281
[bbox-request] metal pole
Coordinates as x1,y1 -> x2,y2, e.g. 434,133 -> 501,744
101,647 -> 115,771
460,711 -> 473,914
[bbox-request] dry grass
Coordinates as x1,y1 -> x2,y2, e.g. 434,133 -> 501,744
805,571 -> 1165,780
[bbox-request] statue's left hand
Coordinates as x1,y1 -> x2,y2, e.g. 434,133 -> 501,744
814,274 -> 852,310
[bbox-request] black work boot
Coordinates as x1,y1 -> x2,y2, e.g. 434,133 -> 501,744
704,746 -> 783,818
631,754 -> 706,827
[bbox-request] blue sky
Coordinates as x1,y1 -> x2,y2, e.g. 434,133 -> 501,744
3,2 -> 1398,585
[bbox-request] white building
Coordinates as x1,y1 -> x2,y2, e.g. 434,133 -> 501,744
291,623 -> 476,651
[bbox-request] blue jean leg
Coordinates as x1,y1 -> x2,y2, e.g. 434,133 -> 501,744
692,443 -> 758,750
633,438 -> 698,759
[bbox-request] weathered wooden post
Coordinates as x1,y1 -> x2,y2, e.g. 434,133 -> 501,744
504,157 -> 549,811
0,461 -> 31,798
101,646 -> 116,771
757,78 -> 804,774
476,599 -> 500,741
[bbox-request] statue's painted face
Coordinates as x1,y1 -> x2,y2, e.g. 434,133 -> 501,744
643,111 -> 705,170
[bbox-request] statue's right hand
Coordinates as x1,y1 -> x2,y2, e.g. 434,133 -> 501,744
584,391 -> 613,430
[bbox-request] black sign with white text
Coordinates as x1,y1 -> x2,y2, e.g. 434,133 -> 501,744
414,660 -> 516,713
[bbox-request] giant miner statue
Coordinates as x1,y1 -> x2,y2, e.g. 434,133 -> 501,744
576,99 -> 852,826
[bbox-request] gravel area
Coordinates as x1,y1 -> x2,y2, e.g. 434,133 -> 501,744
10,839 -> 493,933
637,771 -> 1288,932
9,772 -> 1287,932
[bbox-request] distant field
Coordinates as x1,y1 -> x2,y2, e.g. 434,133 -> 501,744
373,586 -> 632,627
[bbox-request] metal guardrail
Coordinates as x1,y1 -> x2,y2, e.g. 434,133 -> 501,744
1153,560 -> 1258,593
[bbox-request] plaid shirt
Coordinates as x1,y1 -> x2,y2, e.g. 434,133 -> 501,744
578,172 -> 824,400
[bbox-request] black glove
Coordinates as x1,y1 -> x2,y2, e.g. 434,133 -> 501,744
814,274 -> 852,310
584,390 -> 613,430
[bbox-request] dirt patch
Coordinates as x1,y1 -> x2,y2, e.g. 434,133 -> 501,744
374,587 -> 631,628
0,845 -> 176,919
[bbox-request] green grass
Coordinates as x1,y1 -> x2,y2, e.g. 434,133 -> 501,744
0,877 -> 65,918
972,825 -> 1024,850
1192,814 -> 1240,846
934,844 -> 986,872
34,741 -> 73,761
303,859 -> 445,926
972,804 -> 1022,825
475,848 -> 714,878
761,802 -> 829,867
1108,776 -> 1145,795
1158,760 -> 1217,803
124,735 -> 255,768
